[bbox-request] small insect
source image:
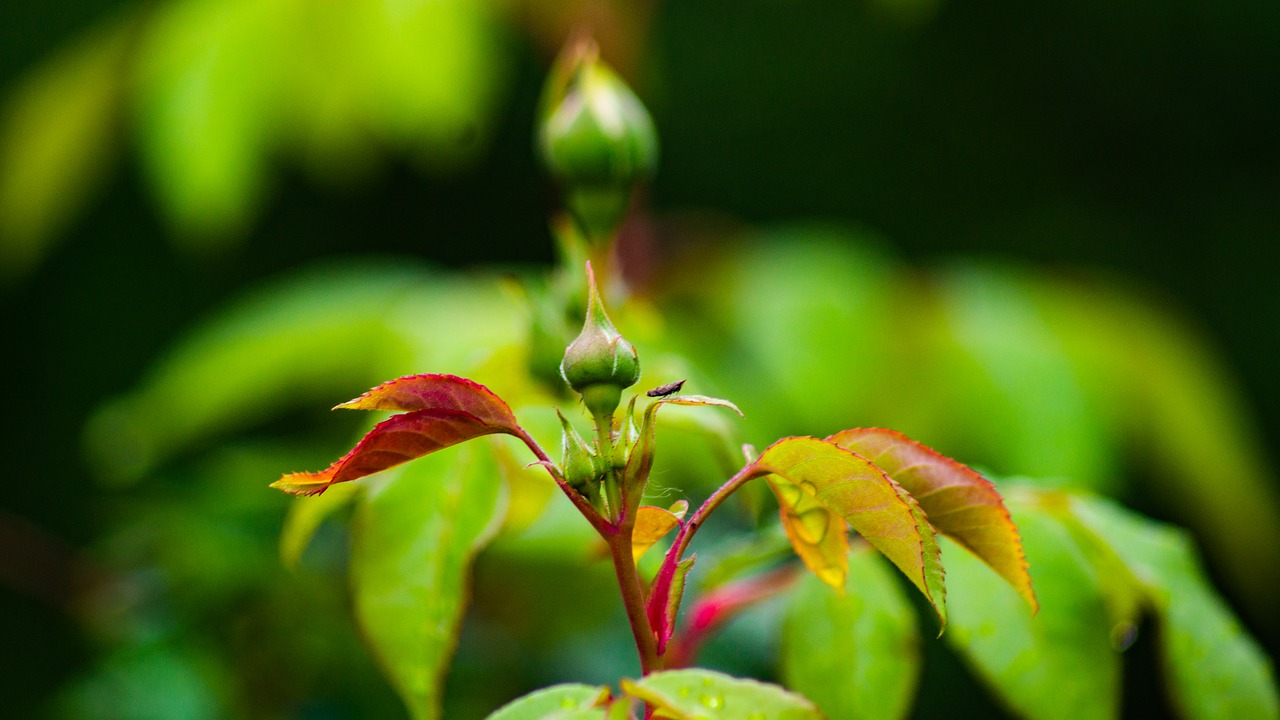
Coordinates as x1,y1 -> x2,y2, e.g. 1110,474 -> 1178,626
646,379 -> 686,398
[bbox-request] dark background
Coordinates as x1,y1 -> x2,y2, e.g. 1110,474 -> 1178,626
3,0 -> 1277,715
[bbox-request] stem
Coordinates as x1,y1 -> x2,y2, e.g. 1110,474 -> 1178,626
646,462 -> 769,650
594,413 -> 623,522
606,526 -> 662,675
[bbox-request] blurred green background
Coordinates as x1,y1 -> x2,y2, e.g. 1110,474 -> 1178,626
2,0 -> 1277,717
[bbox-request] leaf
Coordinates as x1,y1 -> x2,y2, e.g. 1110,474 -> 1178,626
648,555 -> 696,656
943,494 -> 1118,720
624,394 -> 742,498
272,374 -> 526,496
279,481 -> 358,569
621,669 -> 823,720
0,19 -> 127,275
1067,495 -> 1280,720
484,684 -> 611,720
827,427 -> 1036,611
766,477 -> 850,590
632,501 -> 688,562
753,437 -> 946,626
781,546 -> 920,720
351,440 -> 506,720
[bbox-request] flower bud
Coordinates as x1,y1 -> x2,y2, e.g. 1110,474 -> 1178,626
561,263 -> 640,419
538,40 -> 658,241
557,409 -> 599,495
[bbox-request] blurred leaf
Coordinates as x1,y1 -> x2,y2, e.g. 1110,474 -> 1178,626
0,20 -> 129,275
781,546 -> 920,720
84,262 -> 429,483
1067,495 -> 1280,720
657,227 -> 899,443
622,668 -> 822,720
274,373 -> 533,496
827,428 -> 1036,611
484,683 -> 611,720
632,501 -> 687,563
280,481 -> 358,570
925,265 -> 1112,486
351,440 -> 507,720
55,643 -> 224,720
132,0 -> 289,242
753,437 -> 946,625
353,0 -> 508,166
943,495 -> 1118,720
1029,278 -> 1280,620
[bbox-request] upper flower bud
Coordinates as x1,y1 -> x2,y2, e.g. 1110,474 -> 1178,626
561,262 -> 640,419
538,39 -> 658,241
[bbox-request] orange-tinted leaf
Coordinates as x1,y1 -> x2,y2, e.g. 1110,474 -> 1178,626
633,500 -> 688,563
828,428 -> 1036,612
767,477 -> 850,590
273,374 -> 524,496
754,437 -> 946,626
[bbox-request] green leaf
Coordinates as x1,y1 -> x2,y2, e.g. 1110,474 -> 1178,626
781,546 -> 920,720
753,437 -> 946,626
827,428 -> 1036,611
1067,496 -> 1280,720
484,684 -> 612,720
0,20 -> 128,275
350,440 -> 507,720
132,0 -> 289,242
622,669 -> 822,720
943,495 -> 1118,720
272,373 -> 531,496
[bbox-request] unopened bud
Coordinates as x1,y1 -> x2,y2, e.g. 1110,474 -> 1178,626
538,40 -> 658,241
560,263 -> 640,419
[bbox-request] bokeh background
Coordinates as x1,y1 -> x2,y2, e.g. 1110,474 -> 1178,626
2,0 -> 1277,717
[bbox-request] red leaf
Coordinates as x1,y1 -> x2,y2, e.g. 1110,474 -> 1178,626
273,374 -> 524,496
828,428 -> 1037,612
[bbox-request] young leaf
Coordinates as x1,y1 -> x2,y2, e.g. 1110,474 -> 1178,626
632,501 -> 688,563
621,669 -> 823,720
781,547 -> 920,720
647,555 -> 696,656
272,374 -> 526,496
943,497 -> 1119,720
484,683 -> 612,720
1067,495 -> 1280,720
336,373 -> 520,416
753,437 -> 946,626
826,428 -> 1036,611
351,441 -> 506,720
624,394 -> 743,493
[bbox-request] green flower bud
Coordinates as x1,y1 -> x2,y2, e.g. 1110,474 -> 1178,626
557,408 -> 599,496
561,263 -> 640,419
538,40 -> 658,241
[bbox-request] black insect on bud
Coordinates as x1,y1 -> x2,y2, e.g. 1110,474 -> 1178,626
646,379 -> 686,398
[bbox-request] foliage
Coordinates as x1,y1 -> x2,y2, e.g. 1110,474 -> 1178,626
7,2 -> 1276,719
